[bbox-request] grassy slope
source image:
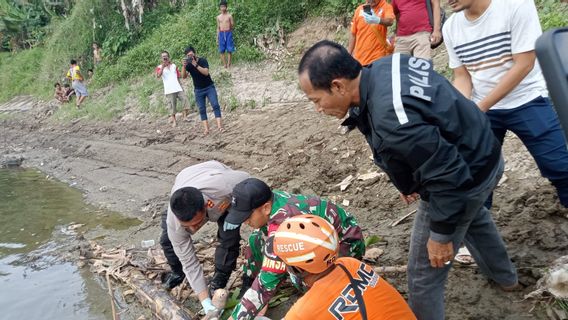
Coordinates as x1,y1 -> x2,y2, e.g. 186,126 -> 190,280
0,0 -> 567,120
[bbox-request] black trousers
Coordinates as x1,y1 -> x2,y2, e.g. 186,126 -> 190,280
160,207 -> 241,276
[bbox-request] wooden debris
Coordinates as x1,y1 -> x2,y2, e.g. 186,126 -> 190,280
391,209 -> 417,227
342,199 -> 350,206
363,248 -> 384,262
374,265 -> 407,273
336,175 -> 354,191
357,172 -> 382,181
106,272 -> 119,320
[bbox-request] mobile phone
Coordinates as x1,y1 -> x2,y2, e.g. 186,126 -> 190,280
363,4 -> 372,14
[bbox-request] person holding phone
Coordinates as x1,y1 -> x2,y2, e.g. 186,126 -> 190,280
182,46 -> 224,135
348,0 -> 395,66
155,50 -> 190,127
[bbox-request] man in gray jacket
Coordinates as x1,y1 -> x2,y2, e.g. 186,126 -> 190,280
160,160 -> 250,315
298,40 -> 518,320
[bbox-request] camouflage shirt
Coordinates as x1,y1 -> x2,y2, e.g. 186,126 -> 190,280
231,190 -> 365,319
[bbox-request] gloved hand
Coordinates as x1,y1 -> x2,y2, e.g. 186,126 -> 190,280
362,9 -> 381,24
223,221 -> 240,231
201,298 -> 220,319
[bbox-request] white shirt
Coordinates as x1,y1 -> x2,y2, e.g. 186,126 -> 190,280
157,63 -> 183,95
443,0 -> 548,110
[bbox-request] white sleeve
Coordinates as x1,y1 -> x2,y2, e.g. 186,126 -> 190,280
510,0 -> 542,54
443,21 -> 463,69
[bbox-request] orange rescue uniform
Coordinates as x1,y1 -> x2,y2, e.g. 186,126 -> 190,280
351,1 -> 395,66
284,257 -> 416,320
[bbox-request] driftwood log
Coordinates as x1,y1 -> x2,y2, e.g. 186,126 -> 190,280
86,241 -> 195,320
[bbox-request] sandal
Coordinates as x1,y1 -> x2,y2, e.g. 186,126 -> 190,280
454,247 -> 476,265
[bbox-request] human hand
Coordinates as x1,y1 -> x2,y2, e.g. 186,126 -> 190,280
362,9 -> 381,24
191,57 -> 198,67
400,192 -> 419,205
223,221 -> 240,231
427,237 -> 454,268
430,30 -> 442,45
201,298 -> 220,320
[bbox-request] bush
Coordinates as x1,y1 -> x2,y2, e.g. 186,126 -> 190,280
0,48 -> 46,101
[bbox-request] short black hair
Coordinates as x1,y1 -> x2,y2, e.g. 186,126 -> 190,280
184,46 -> 196,54
63,84 -> 70,88
54,82 -> 61,87
170,187 -> 205,222
219,0 -> 227,7
70,59 -> 77,65
88,69 -> 93,72
298,40 -> 361,92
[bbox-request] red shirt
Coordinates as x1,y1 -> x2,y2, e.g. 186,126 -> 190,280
392,0 -> 432,36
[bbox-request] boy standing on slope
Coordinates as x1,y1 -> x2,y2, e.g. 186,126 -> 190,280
217,0 -> 235,69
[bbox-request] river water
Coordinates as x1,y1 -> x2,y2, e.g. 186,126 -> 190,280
0,168 -> 141,320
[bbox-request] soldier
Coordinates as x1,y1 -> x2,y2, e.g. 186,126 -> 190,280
223,178 -> 365,320
159,161 -> 250,317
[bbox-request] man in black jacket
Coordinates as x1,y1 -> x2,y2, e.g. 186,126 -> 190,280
298,40 -> 518,320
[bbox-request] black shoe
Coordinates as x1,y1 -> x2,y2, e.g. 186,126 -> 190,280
210,270 -> 231,291
238,275 -> 254,299
162,271 -> 185,290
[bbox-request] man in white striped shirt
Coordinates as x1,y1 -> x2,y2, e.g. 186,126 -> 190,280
443,0 -> 568,208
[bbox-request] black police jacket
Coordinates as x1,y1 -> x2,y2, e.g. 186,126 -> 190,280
343,54 -> 500,236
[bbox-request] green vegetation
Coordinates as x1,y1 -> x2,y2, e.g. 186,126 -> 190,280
0,0 -> 566,120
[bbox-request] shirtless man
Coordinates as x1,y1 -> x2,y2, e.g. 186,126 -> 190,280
216,0 -> 235,68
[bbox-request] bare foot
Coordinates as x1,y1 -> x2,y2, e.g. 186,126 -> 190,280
218,127 -> 225,133
203,129 -> 210,136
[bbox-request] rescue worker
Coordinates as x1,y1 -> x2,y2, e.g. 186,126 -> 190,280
160,161 -> 250,316
274,215 -> 416,320
297,40 -> 518,319
223,178 -> 365,319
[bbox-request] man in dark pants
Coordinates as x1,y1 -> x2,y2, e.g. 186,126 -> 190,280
159,160 -> 249,316
298,40 -> 518,320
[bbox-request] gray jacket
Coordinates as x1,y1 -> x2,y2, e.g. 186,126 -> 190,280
166,161 -> 250,294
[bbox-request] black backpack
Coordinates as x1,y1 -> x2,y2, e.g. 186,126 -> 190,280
426,0 -> 446,49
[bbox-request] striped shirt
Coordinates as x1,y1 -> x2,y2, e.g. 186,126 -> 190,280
443,0 -> 548,110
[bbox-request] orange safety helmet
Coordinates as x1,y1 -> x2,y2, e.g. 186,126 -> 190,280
273,214 -> 339,274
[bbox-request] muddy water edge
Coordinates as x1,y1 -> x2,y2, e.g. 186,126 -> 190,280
0,168 -> 143,319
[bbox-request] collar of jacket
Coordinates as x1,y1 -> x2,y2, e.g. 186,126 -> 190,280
341,65 -> 372,134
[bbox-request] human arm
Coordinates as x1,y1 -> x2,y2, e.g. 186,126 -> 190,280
430,0 -> 442,44
348,33 -> 356,55
229,14 -> 234,30
216,16 -> 220,44
476,51 -> 536,112
167,219 -> 210,302
230,236 -> 287,319
452,66 -> 473,99
156,65 -> 164,79
193,58 -> 210,76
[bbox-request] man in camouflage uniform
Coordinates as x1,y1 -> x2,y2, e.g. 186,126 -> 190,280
222,178 -> 365,320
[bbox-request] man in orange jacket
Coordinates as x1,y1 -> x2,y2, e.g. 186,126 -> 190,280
274,215 -> 416,320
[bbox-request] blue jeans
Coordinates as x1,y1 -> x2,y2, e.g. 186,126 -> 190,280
195,85 -> 222,121
408,158 -> 517,320
485,96 -> 568,208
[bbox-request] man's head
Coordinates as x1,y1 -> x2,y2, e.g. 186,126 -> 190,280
226,178 -> 273,229
54,83 -> 61,88
70,59 -> 77,66
447,0 -> 476,12
366,0 -> 380,6
63,84 -> 70,88
170,187 -> 206,229
160,51 -> 170,63
184,46 -> 196,59
87,69 -> 93,77
273,214 -> 339,280
220,0 -> 228,12
92,43 -> 99,49
298,40 -> 362,119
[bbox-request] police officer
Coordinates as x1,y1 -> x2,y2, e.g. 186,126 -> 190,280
160,160 -> 250,316
297,40 -> 518,320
